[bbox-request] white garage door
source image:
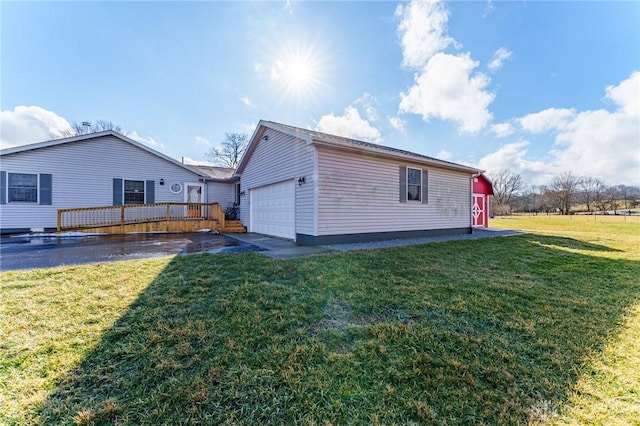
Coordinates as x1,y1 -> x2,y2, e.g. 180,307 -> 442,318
250,180 -> 295,240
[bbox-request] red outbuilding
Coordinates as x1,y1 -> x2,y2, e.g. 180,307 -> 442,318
472,174 -> 493,228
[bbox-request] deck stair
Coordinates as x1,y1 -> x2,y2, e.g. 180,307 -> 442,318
222,219 -> 247,233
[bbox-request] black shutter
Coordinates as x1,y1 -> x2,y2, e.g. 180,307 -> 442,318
145,180 -> 155,204
39,174 -> 52,205
399,166 -> 407,203
113,178 -> 123,205
421,170 -> 428,204
0,171 -> 6,204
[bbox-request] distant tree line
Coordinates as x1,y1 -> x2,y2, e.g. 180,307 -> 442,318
488,170 -> 640,215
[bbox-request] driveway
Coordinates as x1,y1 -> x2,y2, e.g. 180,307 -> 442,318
0,232 -> 262,271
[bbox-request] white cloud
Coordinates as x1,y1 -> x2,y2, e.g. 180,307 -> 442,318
483,0 -> 495,18
0,106 -> 71,149
519,108 -> 577,133
480,72 -> 640,186
605,70 -> 639,116
395,1 -> 495,133
181,157 -> 215,166
399,52 -> 494,133
488,47 -> 512,71
549,73 -> 640,185
490,122 -> 515,138
396,0 -> 455,69
436,149 -> 452,160
125,131 -> 165,150
354,93 -> 379,122
317,106 -> 382,143
194,136 -> 211,147
477,141 -> 554,185
388,116 -> 406,133
239,96 -> 255,108
270,60 -> 284,81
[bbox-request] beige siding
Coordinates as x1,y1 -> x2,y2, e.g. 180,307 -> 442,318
0,136 -> 204,231
239,129 -> 315,237
317,148 -> 471,235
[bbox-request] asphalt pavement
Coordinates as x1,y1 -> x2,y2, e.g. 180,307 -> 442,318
0,232 -> 262,271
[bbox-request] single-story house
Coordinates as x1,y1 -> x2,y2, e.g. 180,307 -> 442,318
236,121 -> 487,245
0,131 -> 238,234
1,122 -> 492,241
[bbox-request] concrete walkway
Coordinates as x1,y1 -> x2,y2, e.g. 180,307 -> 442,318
227,228 -> 524,260
226,233 -> 336,259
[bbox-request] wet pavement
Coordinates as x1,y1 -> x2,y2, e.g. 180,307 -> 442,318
0,232 -> 263,271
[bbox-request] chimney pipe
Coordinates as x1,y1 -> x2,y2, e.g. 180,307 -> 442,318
82,121 -> 91,135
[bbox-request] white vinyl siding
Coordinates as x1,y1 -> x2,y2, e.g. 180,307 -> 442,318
206,182 -> 235,210
316,148 -> 470,235
0,135 -> 204,231
239,129 -> 315,238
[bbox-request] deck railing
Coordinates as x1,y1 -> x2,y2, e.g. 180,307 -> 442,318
57,202 -> 225,231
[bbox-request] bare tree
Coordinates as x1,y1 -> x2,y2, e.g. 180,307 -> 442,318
487,169 -> 524,214
579,177 -> 605,213
547,171 -> 581,215
50,120 -> 123,139
602,186 -> 622,214
206,133 -> 249,168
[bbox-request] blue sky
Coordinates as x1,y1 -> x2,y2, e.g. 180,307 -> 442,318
2,0 -> 639,186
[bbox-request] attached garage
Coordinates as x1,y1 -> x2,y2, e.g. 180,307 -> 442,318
249,179 -> 295,239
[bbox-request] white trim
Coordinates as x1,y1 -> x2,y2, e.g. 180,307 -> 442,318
406,167 -> 422,202
184,182 -> 205,203
5,171 -> 40,204
169,182 -> 183,194
472,193 -> 485,227
122,178 -> 146,205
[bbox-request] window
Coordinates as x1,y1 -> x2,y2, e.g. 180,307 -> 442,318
124,180 -> 145,205
8,173 -> 38,203
407,167 -> 422,202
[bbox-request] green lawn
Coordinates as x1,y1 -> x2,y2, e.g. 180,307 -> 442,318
1,217 -> 639,425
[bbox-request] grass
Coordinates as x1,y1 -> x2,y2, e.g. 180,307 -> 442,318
1,216 -> 639,425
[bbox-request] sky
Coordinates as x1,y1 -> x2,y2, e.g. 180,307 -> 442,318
1,0 -> 639,186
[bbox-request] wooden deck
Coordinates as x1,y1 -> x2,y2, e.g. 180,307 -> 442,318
57,203 -> 246,234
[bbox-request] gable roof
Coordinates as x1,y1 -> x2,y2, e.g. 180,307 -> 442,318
0,130 -> 208,177
236,120 -> 482,175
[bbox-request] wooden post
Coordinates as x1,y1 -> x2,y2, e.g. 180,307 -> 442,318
166,204 -> 171,221
120,205 -> 125,226
219,203 -> 225,232
57,210 -> 62,232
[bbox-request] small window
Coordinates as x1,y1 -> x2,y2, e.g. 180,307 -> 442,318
407,167 -> 422,202
124,180 -> 145,205
8,173 -> 38,203
170,182 -> 183,194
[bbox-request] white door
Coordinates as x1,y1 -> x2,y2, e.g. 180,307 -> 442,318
250,180 -> 295,239
184,182 -> 204,217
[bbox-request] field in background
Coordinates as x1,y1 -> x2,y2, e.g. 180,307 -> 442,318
1,217 -> 639,425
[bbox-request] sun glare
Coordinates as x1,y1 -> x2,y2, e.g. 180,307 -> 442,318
269,39 -> 328,105
284,57 -> 313,89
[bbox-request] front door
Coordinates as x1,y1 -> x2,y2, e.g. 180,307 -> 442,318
472,194 -> 485,227
185,183 -> 204,218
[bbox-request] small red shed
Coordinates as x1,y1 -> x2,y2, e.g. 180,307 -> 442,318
472,174 -> 493,228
